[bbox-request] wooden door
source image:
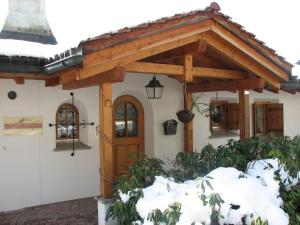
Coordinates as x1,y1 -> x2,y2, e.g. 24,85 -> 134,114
113,95 -> 144,177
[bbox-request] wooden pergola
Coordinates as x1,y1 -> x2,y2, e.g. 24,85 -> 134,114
0,5 -> 293,198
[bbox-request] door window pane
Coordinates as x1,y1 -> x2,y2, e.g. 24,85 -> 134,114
114,101 -> 139,138
115,103 -> 126,137
127,103 -> 137,137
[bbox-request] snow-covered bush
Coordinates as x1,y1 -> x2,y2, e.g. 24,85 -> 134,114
106,135 -> 300,225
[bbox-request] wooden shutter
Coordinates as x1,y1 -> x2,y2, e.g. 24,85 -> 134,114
226,103 -> 239,130
253,103 -> 268,136
267,103 -> 283,136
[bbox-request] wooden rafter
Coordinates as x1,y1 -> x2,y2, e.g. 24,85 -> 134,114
186,77 -> 265,93
194,53 -> 227,69
63,66 -> 126,90
211,23 -> 289,81
205,32 -> 282,89
143,40 -> 207,63
78,21 -> 213,80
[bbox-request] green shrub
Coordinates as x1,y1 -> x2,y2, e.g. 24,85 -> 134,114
106,157 -> 166,225
107,135 -> 300,225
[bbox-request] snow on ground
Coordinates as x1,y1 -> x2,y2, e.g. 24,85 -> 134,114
126,158 -> 300,225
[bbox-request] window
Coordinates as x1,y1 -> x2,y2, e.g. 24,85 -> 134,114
253,102 -> 283,136
210,100 -> 239,136
56,103 -> 79,140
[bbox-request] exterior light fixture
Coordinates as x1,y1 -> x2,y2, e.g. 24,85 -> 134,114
145,76 -> 164,99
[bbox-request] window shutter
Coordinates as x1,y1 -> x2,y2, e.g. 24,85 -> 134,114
226,103 -> 239,130
267,103 -> 283,136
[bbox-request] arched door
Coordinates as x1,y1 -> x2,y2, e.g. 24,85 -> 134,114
113,95 -> 144,177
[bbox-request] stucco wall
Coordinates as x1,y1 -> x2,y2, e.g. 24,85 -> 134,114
0,80 -> 99,212
2,74 -> 300,212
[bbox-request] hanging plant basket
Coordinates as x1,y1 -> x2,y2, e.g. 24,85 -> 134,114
176,109 -> 195,123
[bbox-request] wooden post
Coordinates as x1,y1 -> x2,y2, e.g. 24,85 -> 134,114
238,90 -> 250,139
99,83 -> 114,198
184,92 -> 193,154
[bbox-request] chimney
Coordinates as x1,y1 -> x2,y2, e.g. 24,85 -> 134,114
0,0 -> 57,45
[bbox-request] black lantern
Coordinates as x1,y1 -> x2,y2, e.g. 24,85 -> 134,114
145,76 -> 164,99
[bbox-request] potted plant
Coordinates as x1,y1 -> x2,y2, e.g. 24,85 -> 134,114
177,95 -> 220,123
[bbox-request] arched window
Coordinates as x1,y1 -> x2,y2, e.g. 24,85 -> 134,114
56,103 -> 79,140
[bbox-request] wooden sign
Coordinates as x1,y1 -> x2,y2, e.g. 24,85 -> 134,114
3,116 -> 43,136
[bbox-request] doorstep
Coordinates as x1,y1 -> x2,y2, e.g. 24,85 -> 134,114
95,196 -> 116,225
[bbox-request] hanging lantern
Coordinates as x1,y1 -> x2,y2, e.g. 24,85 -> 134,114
145,76 -> 164,99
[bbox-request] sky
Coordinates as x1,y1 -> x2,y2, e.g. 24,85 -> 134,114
0,0 -> 299,75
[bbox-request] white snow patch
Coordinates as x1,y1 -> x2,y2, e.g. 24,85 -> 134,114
127,159 -> 297,225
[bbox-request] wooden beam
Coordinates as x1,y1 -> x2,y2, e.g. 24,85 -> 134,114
239,90 -> 250,139
186,78 -> 265,93
99,83 -> 114,198
63,66 -> 126,90
79,21 -> 213,80
126,62 -> 183,75
143,40 -> 207,63
0,72 -> 47,80
205,32 -> 282,89
59,67 -> 80,84
194,53 -> 225,69
45,76 -> 60,87
14,77 -> 24,84
192,67 -> 246,79
281,89 -> 296,94
266,88 -> 279,94
184,92 -> 193,154
211,24 -> 289,81
253,88 -> 263,93
182,54 -> 193,83
126,62 -> 246,80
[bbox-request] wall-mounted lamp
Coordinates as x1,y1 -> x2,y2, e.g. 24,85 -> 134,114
145,76 -> 164,99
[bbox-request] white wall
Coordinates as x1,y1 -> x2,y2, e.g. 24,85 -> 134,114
113,73 -> 185,163
0,80 -> 99,212
2,75 -> 300,212
193,90 -> 300,152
